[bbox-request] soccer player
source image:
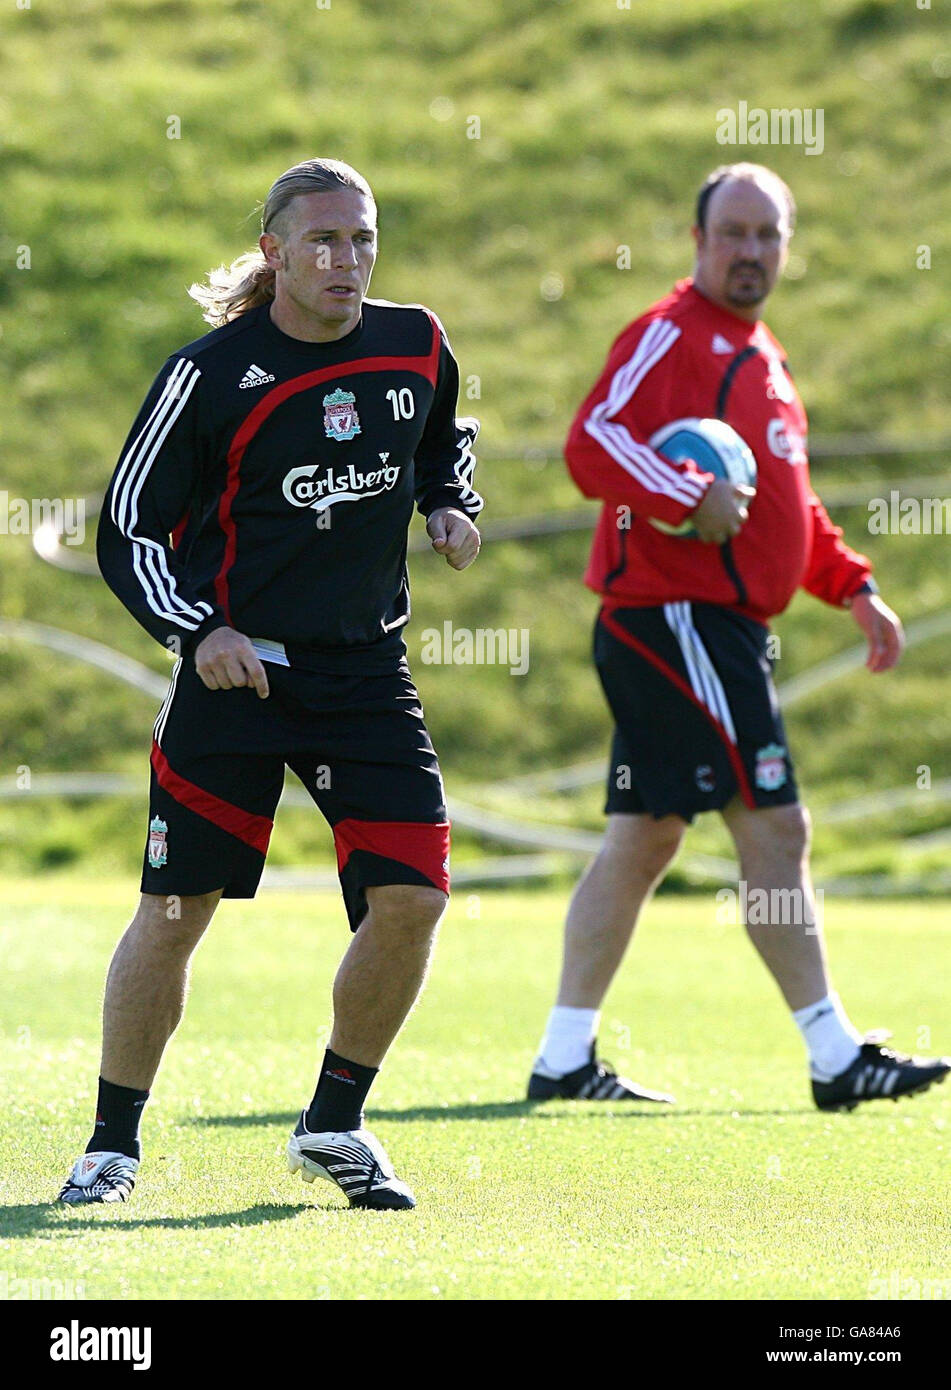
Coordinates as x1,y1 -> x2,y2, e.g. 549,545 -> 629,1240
58,158 -> 483,1210
528,163 -> 948,1110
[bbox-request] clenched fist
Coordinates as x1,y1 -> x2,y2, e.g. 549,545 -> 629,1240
427,506 -> 481,570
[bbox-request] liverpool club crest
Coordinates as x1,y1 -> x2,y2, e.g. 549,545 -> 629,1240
323,388 -> 361,442
148,816 -> 168,869
754,744 -> 788,792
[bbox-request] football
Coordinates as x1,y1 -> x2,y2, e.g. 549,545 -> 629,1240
647,417 -> 757,536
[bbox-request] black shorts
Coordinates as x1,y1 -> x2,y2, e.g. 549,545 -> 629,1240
142,656 -> 449,929
595,602 -> 799,822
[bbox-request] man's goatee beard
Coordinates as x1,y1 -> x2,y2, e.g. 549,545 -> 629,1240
726,287 -> 766,307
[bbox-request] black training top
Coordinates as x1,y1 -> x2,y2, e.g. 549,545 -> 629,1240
96,298 -> 483,671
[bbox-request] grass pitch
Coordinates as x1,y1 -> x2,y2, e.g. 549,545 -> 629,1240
1,879 -> 948,1301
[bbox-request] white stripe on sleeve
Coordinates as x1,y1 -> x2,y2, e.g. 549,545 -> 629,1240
583,321 -> 708,505
451,417 -> 483,513
112,360 -> 211,629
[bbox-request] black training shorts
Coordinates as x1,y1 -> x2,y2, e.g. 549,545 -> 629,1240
141,654 -> 450,928
595,601 -> 799,822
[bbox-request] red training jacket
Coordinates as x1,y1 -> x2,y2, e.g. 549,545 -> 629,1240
565,278 -> 872,624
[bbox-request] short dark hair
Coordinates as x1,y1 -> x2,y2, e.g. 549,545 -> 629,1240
696,163 -> 796,233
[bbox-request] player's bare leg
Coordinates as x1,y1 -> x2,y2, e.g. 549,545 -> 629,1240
528,814 -> 684,1102
329,883 -> 448,1065
555,813 -> 686,1010
57,889 -> 221,1204
720,796 -> 858,1078
719,799 -> 826,1011
720,794 -> 949,1106
101,890 -> 222,1089
288,883 -> 448,1209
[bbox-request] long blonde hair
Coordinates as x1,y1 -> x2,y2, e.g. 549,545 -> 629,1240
188,158 -> 375,327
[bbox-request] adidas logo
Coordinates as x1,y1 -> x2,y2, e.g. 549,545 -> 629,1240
239,363 -> 276,389
711,334 -> 735,355
327,1068 -> 356,1084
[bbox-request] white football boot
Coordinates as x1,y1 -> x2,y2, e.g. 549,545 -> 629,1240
57,1151 -> 139,1204
287,1114 -> 415,1210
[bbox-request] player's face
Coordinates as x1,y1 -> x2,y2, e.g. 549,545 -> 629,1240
692,179 -> 790,319
261,189 -> 378,338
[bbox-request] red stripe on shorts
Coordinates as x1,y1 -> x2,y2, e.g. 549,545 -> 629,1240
333,818 -> 451,894
598,608 -> 756,808
150,741 -> 273,854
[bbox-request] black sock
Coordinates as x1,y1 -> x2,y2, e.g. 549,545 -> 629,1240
86,1077 -> 150,1161
304,1050 -> 378,1133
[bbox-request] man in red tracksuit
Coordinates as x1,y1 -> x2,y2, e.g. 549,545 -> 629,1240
528,162 -> 948,1111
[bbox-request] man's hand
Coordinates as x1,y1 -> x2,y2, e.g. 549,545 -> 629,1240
427,506 -> 481,570
850,591 -> 904,673
194,626 -> 270,698
691,479 -> 756,545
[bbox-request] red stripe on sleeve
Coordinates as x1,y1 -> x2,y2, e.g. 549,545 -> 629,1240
171,510 -> 190,551
423,312 -> 442,383
333,818 -> 451,894
150,741 -> 273,854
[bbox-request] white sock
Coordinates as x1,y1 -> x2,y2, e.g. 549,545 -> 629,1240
793,993 -> 862,1081
535,1006 -> 600,1077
